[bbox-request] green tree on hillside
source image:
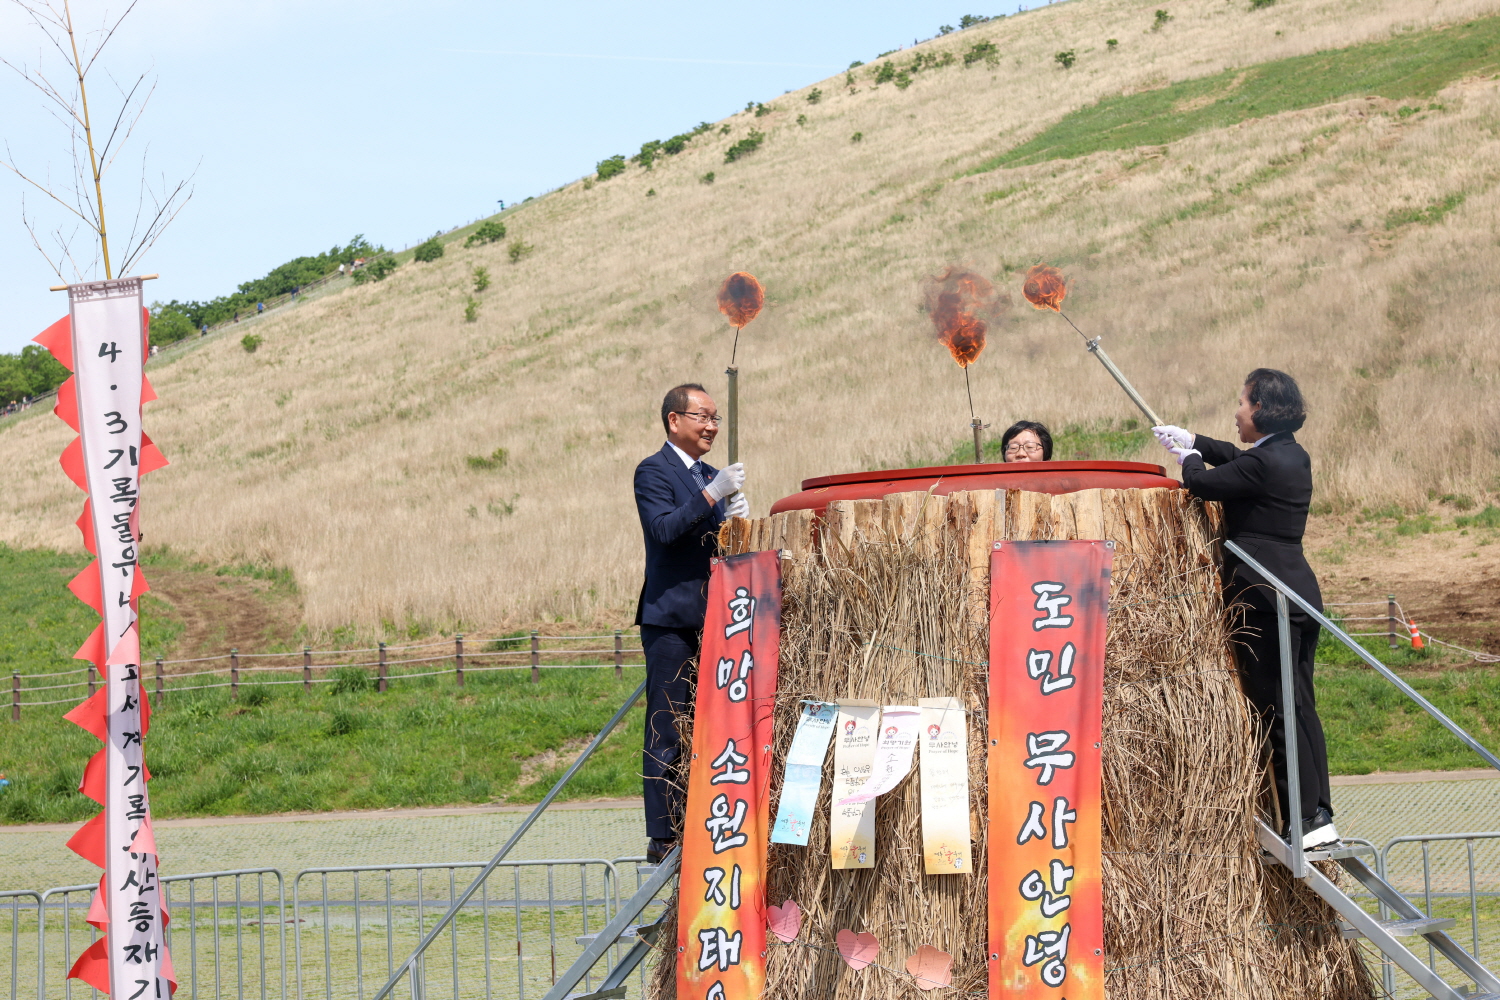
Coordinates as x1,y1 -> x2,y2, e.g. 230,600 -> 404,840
0,345 -> 69,405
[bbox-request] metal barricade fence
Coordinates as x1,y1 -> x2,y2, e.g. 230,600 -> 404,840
290,860 -> 623,1000
1366,833 -> 1500,999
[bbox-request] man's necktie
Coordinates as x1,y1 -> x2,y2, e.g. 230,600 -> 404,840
690,462 -> 708,493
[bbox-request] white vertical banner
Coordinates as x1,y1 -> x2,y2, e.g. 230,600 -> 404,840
56,276 -> 173,997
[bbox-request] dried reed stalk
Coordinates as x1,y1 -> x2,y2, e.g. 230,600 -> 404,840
648,488 -> 1374,1000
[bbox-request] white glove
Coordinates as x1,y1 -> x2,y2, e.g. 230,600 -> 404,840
726,493 -> 750,519
704,463 -> 746,502
1169,445 -> 1201,466
1152,425 -> 1195,450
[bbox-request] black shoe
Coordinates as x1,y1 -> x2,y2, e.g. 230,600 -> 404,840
646,838 -> 676,864
1300,807 -> 1341,851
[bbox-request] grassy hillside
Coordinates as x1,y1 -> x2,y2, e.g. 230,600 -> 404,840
3,0 -> 1500,633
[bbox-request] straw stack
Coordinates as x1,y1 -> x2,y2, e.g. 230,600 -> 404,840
649,487 -> 1374,1000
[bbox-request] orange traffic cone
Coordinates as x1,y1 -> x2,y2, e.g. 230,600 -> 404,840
1408,619 -> 1425,650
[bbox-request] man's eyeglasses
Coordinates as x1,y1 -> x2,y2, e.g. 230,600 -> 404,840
674,410 -> 722,426
1004,441 -> 1045,456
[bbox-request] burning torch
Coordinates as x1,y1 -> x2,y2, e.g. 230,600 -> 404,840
924,267 -> 1009,463
716,271 -> 765,471
1021,264 -> 1163,427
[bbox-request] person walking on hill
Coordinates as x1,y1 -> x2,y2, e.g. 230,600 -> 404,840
633,383 -> 748,863
1154,368 -> 1338,851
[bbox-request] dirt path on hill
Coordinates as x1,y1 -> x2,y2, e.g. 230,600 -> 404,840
1306,510 -> 1500,658
146,567 -> 304,662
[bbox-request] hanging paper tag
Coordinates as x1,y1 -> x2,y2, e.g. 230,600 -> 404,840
772,701 -> 839,846
919,697 -> 972,874
837,705 -> 920,805
829,700 -> 880,869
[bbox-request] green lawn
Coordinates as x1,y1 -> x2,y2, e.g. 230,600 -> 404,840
971,14 -> 1500,171
0,666 -> 647,824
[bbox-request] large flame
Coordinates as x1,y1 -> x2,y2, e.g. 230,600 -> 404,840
717,272 -> 765,329
1022,264 -> 1067,312
923,267 -> 1008,368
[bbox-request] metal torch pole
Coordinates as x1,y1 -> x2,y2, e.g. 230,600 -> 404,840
1086,339 -> 1162,427
725,365 -> 739,466
971,418 -> 984,464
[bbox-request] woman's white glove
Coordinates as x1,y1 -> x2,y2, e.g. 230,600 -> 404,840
726,493 -> 750,519
1152,425 -> 1195,450
704,463 -> 746,502
1169,444 -> 1201,466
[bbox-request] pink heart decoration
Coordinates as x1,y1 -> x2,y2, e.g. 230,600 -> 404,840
906,945 -> 954,990
836,929 -> 879,971
766,899 -> 802,943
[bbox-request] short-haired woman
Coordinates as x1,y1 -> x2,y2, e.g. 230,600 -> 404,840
1154,368 -> 1338,850
1000,420 -> 1052,463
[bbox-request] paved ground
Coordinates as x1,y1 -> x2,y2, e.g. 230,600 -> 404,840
1,799 -> 651,893
6,775 -> 1500,894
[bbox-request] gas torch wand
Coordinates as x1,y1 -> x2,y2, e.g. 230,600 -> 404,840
1022,264 -> 1162,427
717,272 -> 765,474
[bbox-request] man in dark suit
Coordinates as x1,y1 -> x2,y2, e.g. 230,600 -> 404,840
1154,368 -> 1338,850
634,383 -> 748,861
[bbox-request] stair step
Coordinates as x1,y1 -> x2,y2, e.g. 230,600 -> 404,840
1309,845 -> 1374,861
1340,915 -> 1457,940
575,925 -> 645,946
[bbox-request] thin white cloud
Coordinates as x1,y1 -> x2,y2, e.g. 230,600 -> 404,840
440,48 -> 840,70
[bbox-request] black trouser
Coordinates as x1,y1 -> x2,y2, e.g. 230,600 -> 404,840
640,624 -> 699,841
1231,602 -> 1333,827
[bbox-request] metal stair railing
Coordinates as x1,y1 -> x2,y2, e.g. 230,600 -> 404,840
1224,540 -> 1500,1000
371,679 -> 650,1000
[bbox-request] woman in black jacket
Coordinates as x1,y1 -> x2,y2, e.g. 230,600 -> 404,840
1153,368 -> 1338,850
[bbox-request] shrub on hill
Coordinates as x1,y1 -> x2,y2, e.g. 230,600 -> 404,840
241,334 -> 263,353
508,240 -> 535,264
596,155 -> 627,181
472,266 -> 491,292
724,130 -> 765,163
351,256 -> 398,284
963,41 -> 998,67
413,238 -> 445,263
155,235 -> 382,330
464,220 -> 507,247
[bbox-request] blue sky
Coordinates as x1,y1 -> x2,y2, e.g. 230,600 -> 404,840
0,1 -> 1027,353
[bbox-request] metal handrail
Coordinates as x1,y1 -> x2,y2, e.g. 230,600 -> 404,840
1224,540 -> 1500,877
1222,540 -> 1500,774
370,678 -> 648,999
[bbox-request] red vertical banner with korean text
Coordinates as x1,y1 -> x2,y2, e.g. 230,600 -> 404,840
987,540 -> 1111,1000
677,550 -> 781,1000
35,277 -> 175,998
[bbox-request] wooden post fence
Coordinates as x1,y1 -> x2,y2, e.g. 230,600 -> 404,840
378,642 -> 389,693
614,629 -> 623,680
1388,594 -> 1400,649
87,664 -> 96,697
303,646 -> 312,691
10,672 -> 18,723
155,657 -> 163,704
455,634 -> 465,688
530,631 -> 540,684
230,649 -> 239,700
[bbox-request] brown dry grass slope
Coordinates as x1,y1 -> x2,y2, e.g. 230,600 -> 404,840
3,0 -> 1500,633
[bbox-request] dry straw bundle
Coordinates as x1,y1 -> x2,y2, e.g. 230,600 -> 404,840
650,487 -> 1373,1000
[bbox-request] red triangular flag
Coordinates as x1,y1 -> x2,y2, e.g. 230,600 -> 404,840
74,622 -> 105,666
59,436 -> 87,492
34,314 -> 72,371
66,810 -> 106,867
86,873 -> 108,928
64,687 -> 108,742
54,375 -> 79,431
133,566 -> 150,600
141,305 -> 151,350
142,373 -> 157,405
129,814 -> 158,856
67,937 -> 109,992
67,563 -> 103,615
139,434 -> 169,476
79,748 -> 106,805
76,501 -> 96,555
108,623 -> 140,667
